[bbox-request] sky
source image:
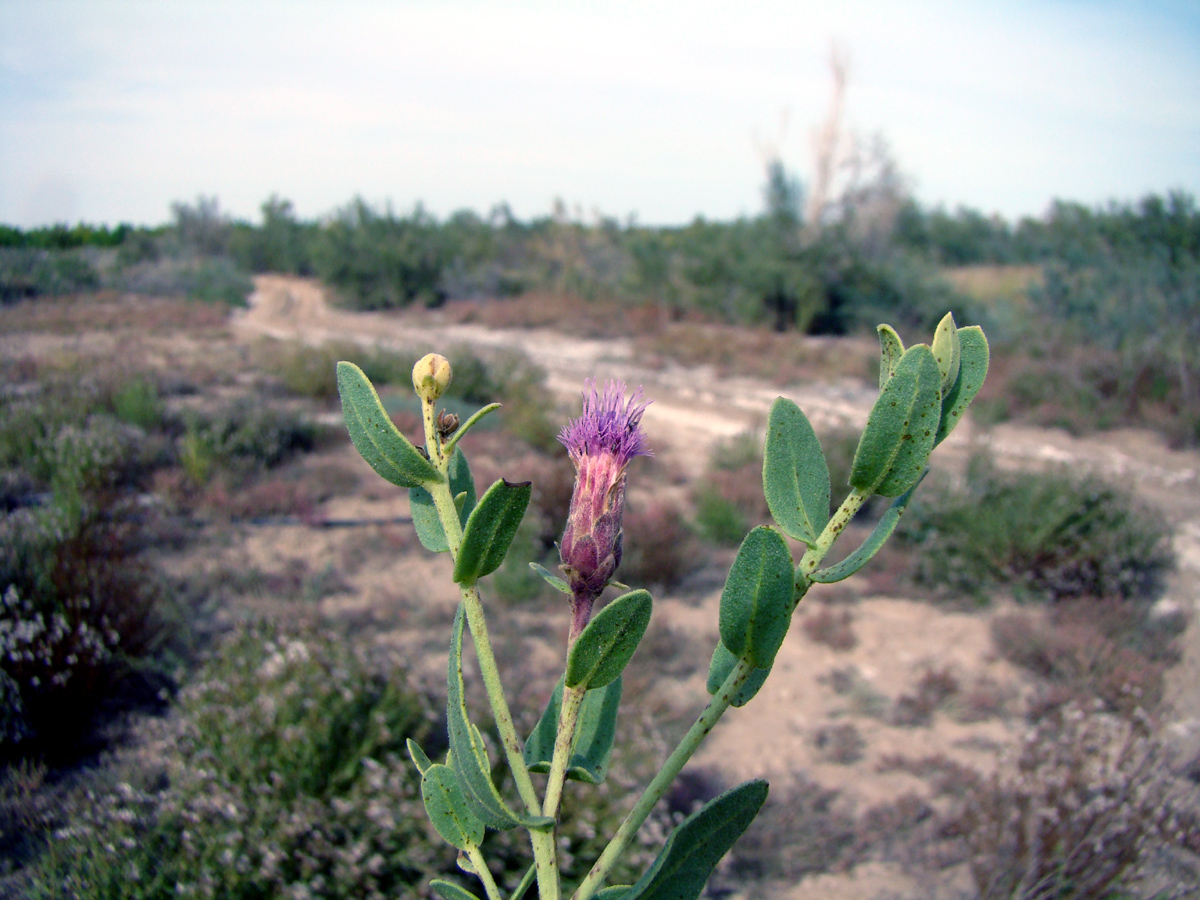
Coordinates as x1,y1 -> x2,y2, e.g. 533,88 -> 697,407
1,0 -> 1198,229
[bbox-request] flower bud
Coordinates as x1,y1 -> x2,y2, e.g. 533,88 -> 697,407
413,353 -> 452,403
558,379 -> 651,639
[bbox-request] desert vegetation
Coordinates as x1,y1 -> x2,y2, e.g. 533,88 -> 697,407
2,171 -> 1199,898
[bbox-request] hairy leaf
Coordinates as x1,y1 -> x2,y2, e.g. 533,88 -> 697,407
621,780 -> 769,900
567,590 -> 652,691
718,527 -> 795,670
337,361 -> 441,488
453,479 -> 531,585
762,397 -> 830,547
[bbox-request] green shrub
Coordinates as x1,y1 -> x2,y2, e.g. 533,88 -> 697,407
112,257 -> 251,306
899,458 -> 1174,604
28,624 -> 452,899
110,378 -> 164,430
267,340 -> 416,401
182,401 -> 317,477
693,487 -> 748,547
0,249 -> 101,303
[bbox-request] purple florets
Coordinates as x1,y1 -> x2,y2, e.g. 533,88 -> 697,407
558,379 -> 652,465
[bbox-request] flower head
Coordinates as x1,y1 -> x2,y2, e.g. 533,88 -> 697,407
558,380 -> 651,640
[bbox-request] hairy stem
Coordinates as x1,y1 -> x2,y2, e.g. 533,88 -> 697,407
466,845 -> 504,900
542,684 -> 586,821
797,488 -> 869,580
422,398 -> 560,899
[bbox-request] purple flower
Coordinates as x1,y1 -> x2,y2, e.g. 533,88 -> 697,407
558,380 -> 651,640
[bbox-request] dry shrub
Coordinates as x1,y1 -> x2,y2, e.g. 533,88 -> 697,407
991,611 -> 1167,716
951,703 -> 1200,899
727,773 -> 858,883
803,606 -> 857,651
812,722 -> 866,765
620,500 -> 698,590
889,667 -> 960,728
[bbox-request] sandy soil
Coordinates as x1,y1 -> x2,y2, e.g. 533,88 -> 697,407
230,276 -> 1200,897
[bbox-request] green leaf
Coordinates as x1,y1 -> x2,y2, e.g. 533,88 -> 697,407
810,470 -> 927,583
446,606 -> 553,832
851,345 -> 941,497
594,889 -> 632,900
706,641 -> 770,708
337,361 -> 442,488
566,590 -> 652,691
874,345 -> 941,498
422,763 -> 486,850
529,561 -> 571,594
622,780 -> 769,900
430,881 -> 484,900
407,738 -> 433,776
930,312 -> 961,392
762,398 -> 830,547
877,324 -> 905,389
718,527 -> 795,670
935,325 -> 989,446
524,677 -> 623,784
453,479 -> 532,585
411,447 -> 477,553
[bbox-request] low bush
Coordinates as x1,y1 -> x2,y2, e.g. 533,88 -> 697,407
619,500 -> 698,590
802,606 -> 857,651
0,249 -> 101,303
691,432 -> 770,548
899,457 -> 1174,605
112,257 -> 252,307
990,610 -> 1170,716
950,703 -> 1200,899
180,401 -> 318,482
26,624 -> 451,900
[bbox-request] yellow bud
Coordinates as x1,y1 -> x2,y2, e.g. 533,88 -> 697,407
413,353 -> 452,402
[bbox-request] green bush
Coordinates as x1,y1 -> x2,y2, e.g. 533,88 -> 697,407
0,249 -> 101,303
111,257 -> 252,306
182,401 -> 317,478
27,624 -> 452,900
899,458 -> 1174,604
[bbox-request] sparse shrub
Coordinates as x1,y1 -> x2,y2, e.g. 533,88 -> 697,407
0,503 -> 169,760
619,500 -> 697,590
900,456 -> 1174,604
727,774 -> 858,883
802,605 -> 857,651
888,666 -> 959,728
0,248 -> 100,302
26,624 -> 452,900
691,432 -> 770,547
692,487 -> 748,546
266,340 -> 415,401
812,722 -> 866,765
113,256 -> 251,306
110,378 -> 164,430
181,401 -> 317,479
951,703 -> 1199,899
990,611 -> 1167,715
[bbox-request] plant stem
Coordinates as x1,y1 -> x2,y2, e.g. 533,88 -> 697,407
797,488 -> 869,580
542,684 -> 586,821
571,658 -> 755,900
466,845 -> 505,900
422,397 -> 561,900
